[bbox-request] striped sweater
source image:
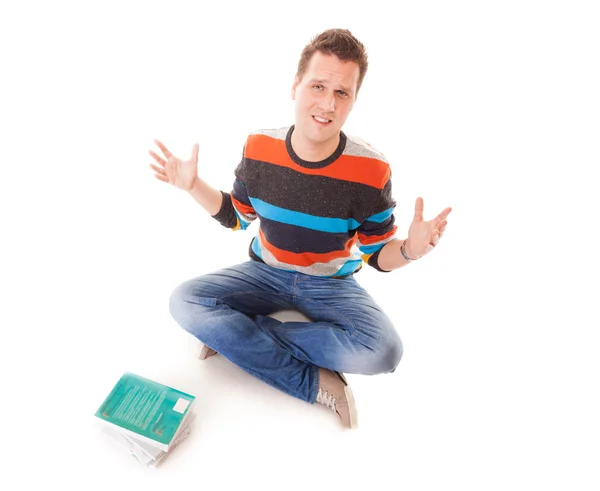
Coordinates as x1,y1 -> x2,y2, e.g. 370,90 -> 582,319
212,125 -> 397,277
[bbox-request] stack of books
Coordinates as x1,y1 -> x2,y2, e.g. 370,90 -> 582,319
94,372 -> 196,468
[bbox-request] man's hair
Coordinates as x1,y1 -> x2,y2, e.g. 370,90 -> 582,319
296,29 -> 369,95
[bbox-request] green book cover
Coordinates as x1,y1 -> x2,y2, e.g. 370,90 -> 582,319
95,372 -> 195,450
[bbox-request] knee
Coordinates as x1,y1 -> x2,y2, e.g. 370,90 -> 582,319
168,281 -> 189,325
369,336 -> 403,375
168,279 -> 216,334
385,337 -> 403,373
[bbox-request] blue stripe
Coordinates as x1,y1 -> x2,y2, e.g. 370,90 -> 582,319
365,207 -> 394,223
250,198 -> 361,233
330,259 -> 363,277
358,243 -> 385,255
235,210 -> 252,230
251,236 -> 263,258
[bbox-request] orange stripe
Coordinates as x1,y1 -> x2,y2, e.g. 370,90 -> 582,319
246,134 -> 390,189
232,196 -> 255,216
358,226 -> 397,245
259,229 -> 357,267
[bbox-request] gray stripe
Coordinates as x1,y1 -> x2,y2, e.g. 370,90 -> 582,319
344,134 -> 389,162
250,126 -> 288,141
255,234 -> 363,277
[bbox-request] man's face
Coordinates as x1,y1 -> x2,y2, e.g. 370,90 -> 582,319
292,51 -> 359,151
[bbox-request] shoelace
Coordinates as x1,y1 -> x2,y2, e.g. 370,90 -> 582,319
316,387 -> 336,412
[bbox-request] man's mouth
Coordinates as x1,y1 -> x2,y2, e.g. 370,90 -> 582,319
312,115 -> 332,125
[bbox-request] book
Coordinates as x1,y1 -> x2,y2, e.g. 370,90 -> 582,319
102,412 -> 195,468
95,372 -> 196,467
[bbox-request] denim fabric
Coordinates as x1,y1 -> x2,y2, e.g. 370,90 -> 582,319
169,260 -> 403,403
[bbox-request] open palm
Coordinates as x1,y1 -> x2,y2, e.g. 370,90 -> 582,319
406,197 -> 452,258
149,140 -> 199,192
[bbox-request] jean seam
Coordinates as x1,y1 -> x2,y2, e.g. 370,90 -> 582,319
217,291 -> 293,304
311,365 -> 319,404
292,275 -> 299,308
294,296 -> 359,337
270,324 -> 347,334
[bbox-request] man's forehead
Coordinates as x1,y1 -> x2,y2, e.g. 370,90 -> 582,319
304,53 -> 359,90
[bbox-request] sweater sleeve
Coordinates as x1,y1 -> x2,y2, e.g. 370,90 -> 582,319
211,146 -> 257,231
356,177 -> 398,272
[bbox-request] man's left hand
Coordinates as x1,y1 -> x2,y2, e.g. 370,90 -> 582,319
405,197 -> 452,259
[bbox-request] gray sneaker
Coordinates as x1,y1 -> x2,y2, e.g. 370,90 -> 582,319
198,344 -> 217,360
315,368 -> 358,429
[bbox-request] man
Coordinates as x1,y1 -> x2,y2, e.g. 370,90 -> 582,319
149,29 -> 451,429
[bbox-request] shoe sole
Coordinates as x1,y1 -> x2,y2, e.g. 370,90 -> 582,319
337,372 -> 358,430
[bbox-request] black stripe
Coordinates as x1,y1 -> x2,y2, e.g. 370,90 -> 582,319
260,217 -> 353,254
237,159 -> 393,222
232,178 -> 252,206
358,215 -> 396,236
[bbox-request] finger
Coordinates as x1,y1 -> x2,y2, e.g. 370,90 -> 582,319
438,220 -> 447,234
435,207 -> 452,224
149,151 -> 166,166
429,229 -> 440,246
149,163 -> 165,175
154,174 -> 169,183
190,143 -> 199,163
154,139 -> 173,159
413,197 -> 424,222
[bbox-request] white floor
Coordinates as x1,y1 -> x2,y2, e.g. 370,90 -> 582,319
13,268 -> 600,490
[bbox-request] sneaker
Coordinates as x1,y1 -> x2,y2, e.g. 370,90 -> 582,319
198,344 -> 217,360
315,368 -> 358,429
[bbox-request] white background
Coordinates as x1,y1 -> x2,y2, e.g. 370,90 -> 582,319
1,0 -> 599,489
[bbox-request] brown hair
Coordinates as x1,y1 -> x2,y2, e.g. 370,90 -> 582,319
296,29 -> 369,95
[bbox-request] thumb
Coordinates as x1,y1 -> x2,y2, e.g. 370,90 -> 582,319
413,197 -> 424,222
190,143 -> 199,163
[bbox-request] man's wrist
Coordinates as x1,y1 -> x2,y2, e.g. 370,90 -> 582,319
188,177 -> 201,194
400,239 -> 418,262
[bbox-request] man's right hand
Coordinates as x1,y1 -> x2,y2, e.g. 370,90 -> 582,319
149,140 -> 199,192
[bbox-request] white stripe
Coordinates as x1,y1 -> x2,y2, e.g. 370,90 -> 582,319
232,201 -> 256,223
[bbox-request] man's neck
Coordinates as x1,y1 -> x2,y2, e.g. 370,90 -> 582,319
291,129 -> 340,162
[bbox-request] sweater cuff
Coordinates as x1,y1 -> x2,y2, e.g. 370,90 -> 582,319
211,191 -> 237,228
368,248 -> 392,272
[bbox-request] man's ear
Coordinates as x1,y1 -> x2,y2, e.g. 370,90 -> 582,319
291,76 -> 299,100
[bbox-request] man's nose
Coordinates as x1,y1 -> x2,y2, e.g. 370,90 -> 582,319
318,93 -> 335,112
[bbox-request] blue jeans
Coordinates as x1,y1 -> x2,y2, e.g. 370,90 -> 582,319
169,260 -> 403,403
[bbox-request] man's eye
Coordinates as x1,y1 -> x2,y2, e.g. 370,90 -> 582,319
337,91 -> 348,97
313,85 -> 323,90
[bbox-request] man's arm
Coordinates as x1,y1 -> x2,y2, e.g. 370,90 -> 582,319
149,139 -> 255,229
188,177 -> 223,216
376,239 -> 414,271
